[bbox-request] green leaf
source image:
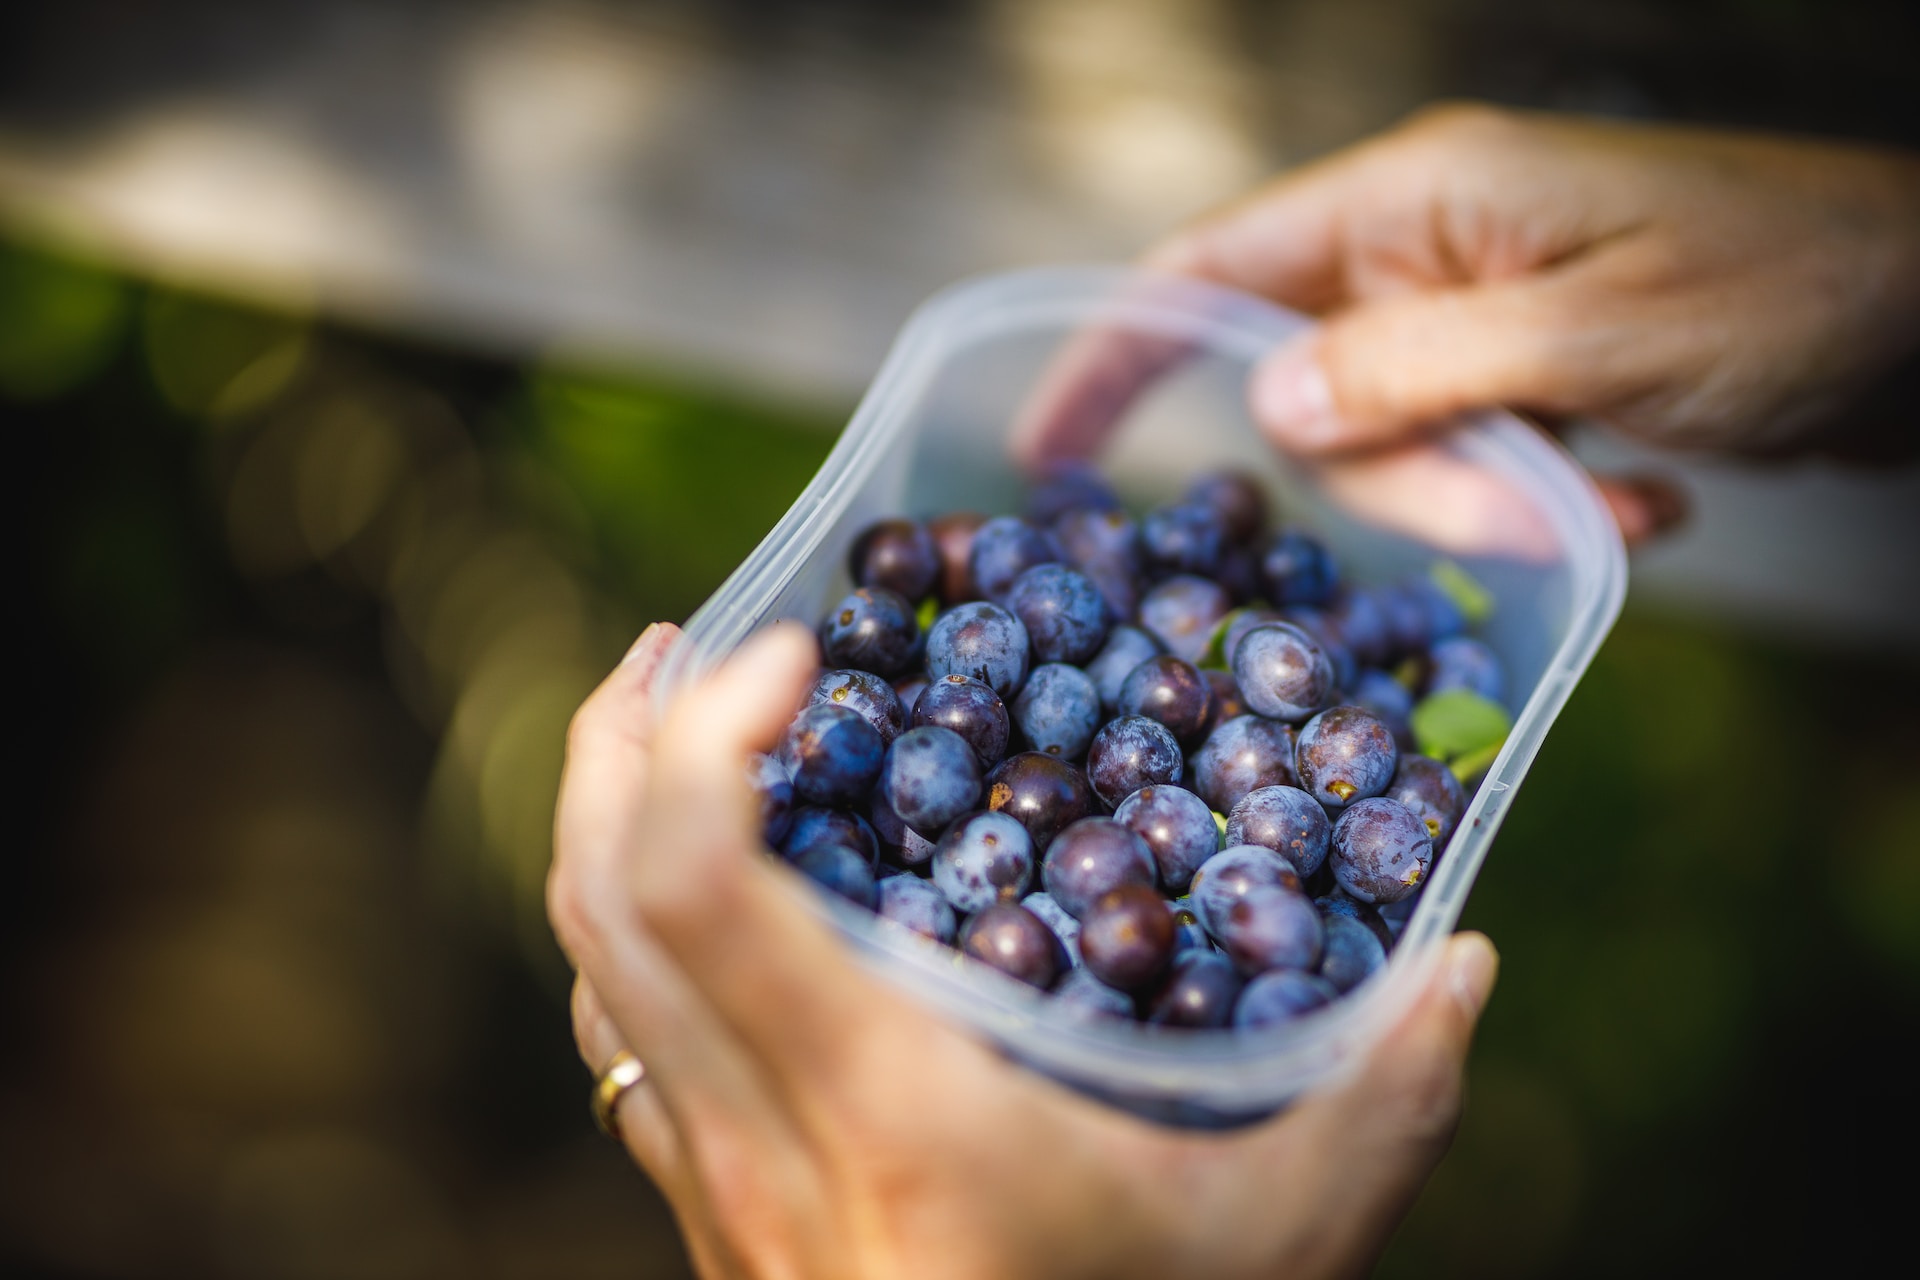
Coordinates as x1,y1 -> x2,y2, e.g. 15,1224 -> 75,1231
1428,559 -> 1496,626
1213,810 -> 1229,845
916,596 -> 940,634
1449,740 -> 1506,785
1411,689 -> 1513,761
1199,604 -> 1271,670
1196,610 -> 1240,670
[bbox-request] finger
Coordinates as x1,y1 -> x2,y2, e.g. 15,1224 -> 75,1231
581,624 -> 914,1267
551,620 -> 792,1120
1009,147 -> 1391,469
1594,471 -> 1689,547
580,621 -> 682,752
552,624 -> 679,865
631,624 -> 929,1117
1310,441 -> 1566,563
1007,321 -> 1198,469
573,973 -> 687,1189
550,624 -> 827,1240
1139,139 -> 1392,312
551,621 -> 682,951
572,978 -> 764,1280
1246,258 -> 1663,456
1235,932 -> 1499,1277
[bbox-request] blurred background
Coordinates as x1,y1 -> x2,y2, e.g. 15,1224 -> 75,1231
3,1 -> 1917,1276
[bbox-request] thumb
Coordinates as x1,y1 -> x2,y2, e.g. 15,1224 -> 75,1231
1235,932 -> 1499,1278
1250,277 -> 1609,454
1306,931 -> 1499,1153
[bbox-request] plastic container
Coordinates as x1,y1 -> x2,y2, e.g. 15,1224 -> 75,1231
654,266 -> 1626,1125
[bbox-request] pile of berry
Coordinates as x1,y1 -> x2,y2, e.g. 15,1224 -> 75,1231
751,465 -> 1507,1032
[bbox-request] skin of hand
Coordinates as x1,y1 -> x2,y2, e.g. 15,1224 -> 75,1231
1014,103 -> 1920,544
551,622 -> 1500,1280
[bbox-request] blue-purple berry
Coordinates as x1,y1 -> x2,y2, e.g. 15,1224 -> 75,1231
1083,624 -> 1163,712
781,806 -> 880,866
1223,784 -> 1331,877
1139,575 -> 1232,665
793,844 -> 878,909
1385,753 -> 1467,849
1231,622 -> 1334,722
1012,663 -> 1103,760
912,673 -> 1011,769
1190,715 -> 1297,815
849,518 -> 940,602
1234,969 -> 1338,1029
1117,655 -> 1215,746
1144,949 -> 1244,1028
1114,784 -> 1219,895
1041,817 -> 1158,919
1190,844 -> 1303,935
809,668 -> 906,745
1329,797 -> 1433,904
1211,884 -> 1324,976
1294,705 -> 1399,810
925,601 -> 1032,700
932,809 -> 1036,913
1085,715 -> 1183,808
880,725 -> 982,834
783,703 -> 885,807
969,516 -> 1059,605
1006,562 -> 1110,665
875,875 -> 958,944
819,586 -> 919,677
960,903 -> 1065,989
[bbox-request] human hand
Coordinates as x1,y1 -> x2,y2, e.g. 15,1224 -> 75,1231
550,623 -> 1500,1280
1015,104 -> 1920,543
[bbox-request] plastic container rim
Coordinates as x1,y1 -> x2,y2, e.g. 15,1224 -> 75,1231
653,264 -> 1628,1110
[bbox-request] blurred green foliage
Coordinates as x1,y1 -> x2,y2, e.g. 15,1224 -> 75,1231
0,241 -> 128,399
10,246 -> 223,696
518,366 -> 835,622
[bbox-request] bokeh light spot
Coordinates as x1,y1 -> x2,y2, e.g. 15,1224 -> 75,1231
146,288 -> 309,424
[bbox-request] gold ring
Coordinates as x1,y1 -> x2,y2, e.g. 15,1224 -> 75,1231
591,1049 -> 647,1141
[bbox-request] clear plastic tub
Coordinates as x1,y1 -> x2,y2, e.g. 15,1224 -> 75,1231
654,266 -> 1627,1125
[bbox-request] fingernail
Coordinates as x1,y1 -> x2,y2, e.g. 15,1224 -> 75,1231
1604,487 -> 1655,546
621,622 -> 664,665
1447,933 -> 1499,1020
1627,473 -> 1689,535
1253,339 -> 1343,448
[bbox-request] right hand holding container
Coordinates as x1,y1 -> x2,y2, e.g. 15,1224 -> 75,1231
1017,104 -> 1920,545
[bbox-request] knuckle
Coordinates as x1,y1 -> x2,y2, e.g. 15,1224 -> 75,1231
1315,315 -> 1419,419
567,670 -> 659,762
547,870 -> 602,959
564,697 -> 610,762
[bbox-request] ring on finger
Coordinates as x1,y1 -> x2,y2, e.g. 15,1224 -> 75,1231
591,1049 -> 649,1141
